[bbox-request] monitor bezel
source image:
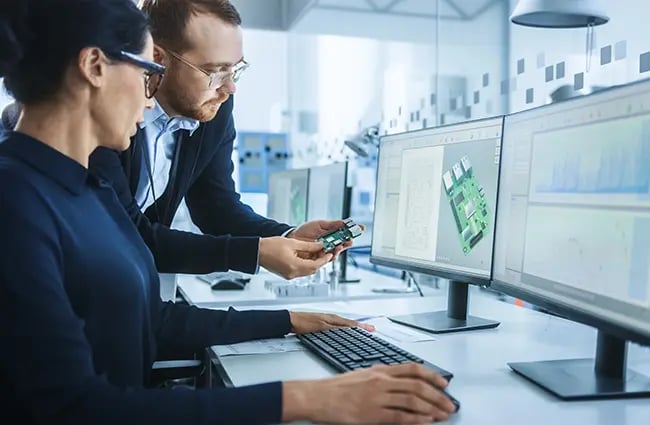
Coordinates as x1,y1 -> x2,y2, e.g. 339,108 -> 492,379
369,115 -> 506,286
491,280 -> 650,346
491,77 -> 650,347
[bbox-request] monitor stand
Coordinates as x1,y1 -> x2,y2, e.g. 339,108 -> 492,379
338,251 -> 361,284
509,331 -> 650,400
371,271 -> 419,294
387,280 -> 500,333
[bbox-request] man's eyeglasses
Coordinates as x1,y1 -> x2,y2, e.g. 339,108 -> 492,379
112,50 -> 166,99
164,48 -> 249,90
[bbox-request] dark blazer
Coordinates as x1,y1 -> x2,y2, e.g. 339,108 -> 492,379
89,96 -> 291,274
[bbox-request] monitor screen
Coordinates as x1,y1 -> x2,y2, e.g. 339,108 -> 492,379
493,79 -> 650,344
371,116 -> 504,282
267,168 -> 309,226
307,162 -> 348,221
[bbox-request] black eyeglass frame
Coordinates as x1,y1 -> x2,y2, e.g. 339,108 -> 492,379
109,50 -> 166,99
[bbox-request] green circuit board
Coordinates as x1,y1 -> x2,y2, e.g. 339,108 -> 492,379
318,219 -> 363,253
442,155 -> 490,255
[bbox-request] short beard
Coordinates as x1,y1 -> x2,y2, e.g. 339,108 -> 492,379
171,90 -> 231,123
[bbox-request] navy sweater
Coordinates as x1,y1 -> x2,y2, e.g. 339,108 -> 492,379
0,132 -> 291,424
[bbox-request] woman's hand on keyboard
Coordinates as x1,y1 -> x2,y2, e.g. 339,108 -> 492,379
282,362 -> 456,424
289,312 -> 375,334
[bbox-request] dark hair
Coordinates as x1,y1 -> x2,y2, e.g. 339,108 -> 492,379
0,0 -> 149,104
140,0 -> 241,52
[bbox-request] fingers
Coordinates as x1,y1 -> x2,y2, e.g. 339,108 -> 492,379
319,219 -> 345,232
374,363 -> 449,389
292,239 -> 326,254
383,376 -> 456,415
323,314 -> 360,328
289,254 -> 333,278
331,245 -> 347,258
376,407 -> 439,425
322,314 -> 375,332
383,392 -> 451,420
358,322 -> 376,331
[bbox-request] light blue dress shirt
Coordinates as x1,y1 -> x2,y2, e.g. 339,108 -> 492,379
135,101 -> 200,211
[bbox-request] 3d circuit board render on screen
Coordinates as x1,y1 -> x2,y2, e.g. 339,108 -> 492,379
290,187 -> 306,224
317,218 -> 364,253
442,155 -> 490,255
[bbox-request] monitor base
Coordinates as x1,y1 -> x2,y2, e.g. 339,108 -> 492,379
338,271 -> 361,284
509,359 -> 650,400
388,311 -> 500,334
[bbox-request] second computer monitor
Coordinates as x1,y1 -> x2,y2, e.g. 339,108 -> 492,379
371,116 -> 504,333
492,78 -> 650,400
267,168 -> 309,226
307,162 -> 348,221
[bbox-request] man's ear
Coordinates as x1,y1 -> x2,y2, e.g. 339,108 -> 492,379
153,44 -> 167,66
78,47 -> 106,89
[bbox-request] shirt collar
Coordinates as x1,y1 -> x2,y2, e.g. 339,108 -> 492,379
139,100 -> 200,137
0,131 -> 89,195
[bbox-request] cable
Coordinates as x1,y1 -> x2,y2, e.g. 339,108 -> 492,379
139,137 -> 161,222
405,271 -> 424,297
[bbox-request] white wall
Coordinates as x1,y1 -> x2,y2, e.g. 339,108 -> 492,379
272,1 -> 508,167
233,29 -> 289,133
507,0 -> 650,112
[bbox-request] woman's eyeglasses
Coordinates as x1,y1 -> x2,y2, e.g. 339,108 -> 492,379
112,50 -> 166,99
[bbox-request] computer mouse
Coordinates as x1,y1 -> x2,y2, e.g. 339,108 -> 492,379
211,279 -> 246,290
441,388 -> 460,413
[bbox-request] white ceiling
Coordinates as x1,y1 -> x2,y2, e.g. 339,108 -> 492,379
313,0 -> 502,21
231,0 -> 507,42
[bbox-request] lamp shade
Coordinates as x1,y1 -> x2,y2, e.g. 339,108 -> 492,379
510,0 -> 609,28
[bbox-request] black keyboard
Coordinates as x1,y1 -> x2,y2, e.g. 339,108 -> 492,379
298,327 -> 453,381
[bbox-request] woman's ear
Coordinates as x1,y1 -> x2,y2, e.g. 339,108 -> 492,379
78,47 -> 107,89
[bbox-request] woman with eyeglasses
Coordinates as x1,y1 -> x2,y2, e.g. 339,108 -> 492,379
0,1 -> 456,424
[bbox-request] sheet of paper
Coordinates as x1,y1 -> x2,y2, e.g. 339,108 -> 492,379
361,316 -> 436,343
213,336 -> 306,357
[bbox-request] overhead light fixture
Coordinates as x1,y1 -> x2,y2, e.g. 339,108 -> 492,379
344,125 -> 380,158
510,0 -> 609,28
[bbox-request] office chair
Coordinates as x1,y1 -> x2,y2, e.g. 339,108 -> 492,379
150,357 -> 209,389
150,295 -> 213,389
1,102 -> 20,130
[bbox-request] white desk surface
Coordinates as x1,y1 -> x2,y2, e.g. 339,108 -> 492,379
209,292 -> 650,425
177,267 -> 441,308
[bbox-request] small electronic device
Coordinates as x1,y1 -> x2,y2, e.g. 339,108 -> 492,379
317,218 -> 363,253
264,279 -> 330,297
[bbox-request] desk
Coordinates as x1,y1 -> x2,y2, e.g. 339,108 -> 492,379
209,293 -> 650,425
177,267 -> 442,308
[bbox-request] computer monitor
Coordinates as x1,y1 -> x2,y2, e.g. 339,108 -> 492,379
371,116 -> 504,333
306,162 -> 360,283
492,78 -> 650,400
267,168 -> 309,226
307,162 -> 348,222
